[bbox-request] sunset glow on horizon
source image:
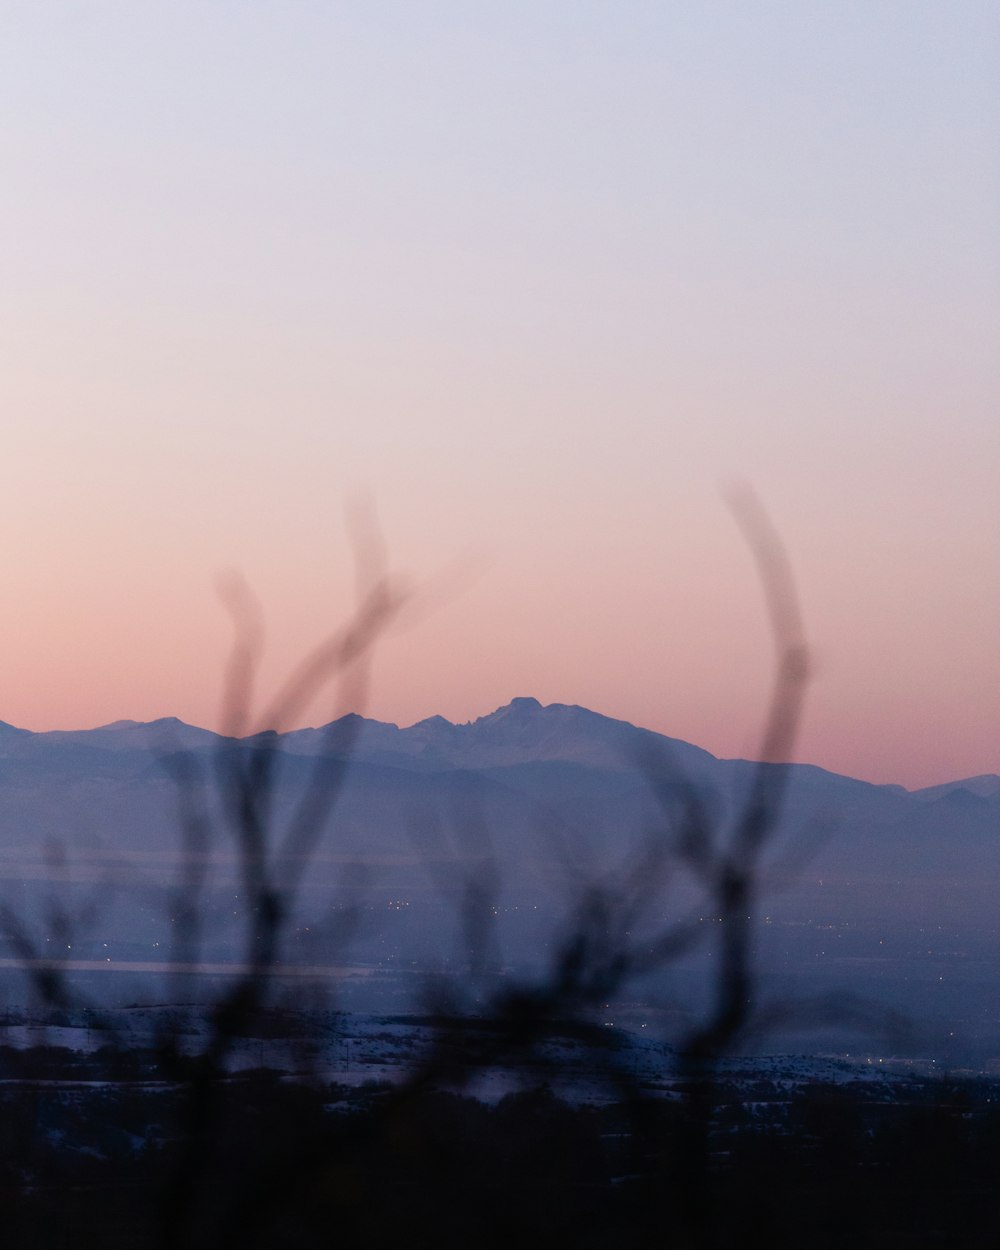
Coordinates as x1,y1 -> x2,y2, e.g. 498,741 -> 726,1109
1,3 -> 997,790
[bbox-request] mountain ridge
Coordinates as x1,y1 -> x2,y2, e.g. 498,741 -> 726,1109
1,697 -> 999,1064
0,698 -> 995,797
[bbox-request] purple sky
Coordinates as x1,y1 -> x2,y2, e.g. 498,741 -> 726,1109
1,3 -> 997,787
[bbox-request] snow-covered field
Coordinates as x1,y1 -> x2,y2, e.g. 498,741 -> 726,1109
0,1001 -> 942,1103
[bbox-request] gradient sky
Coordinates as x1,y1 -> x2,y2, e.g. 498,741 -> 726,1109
1,3 -> 997,788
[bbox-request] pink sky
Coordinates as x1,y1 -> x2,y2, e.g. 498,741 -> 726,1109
0,4 -> 997,789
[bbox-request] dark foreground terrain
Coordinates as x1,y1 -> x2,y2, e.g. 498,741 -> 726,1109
2,1013 -> 999,1250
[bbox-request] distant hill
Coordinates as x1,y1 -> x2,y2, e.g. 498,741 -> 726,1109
912,774 -> 1000,802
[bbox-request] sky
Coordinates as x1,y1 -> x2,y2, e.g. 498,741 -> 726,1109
0,2 -> 997,788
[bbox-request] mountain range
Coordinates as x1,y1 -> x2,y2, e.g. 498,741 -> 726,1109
0,698 -> 998,1061
3,694 -> 994,793
1,696 -> 996,889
